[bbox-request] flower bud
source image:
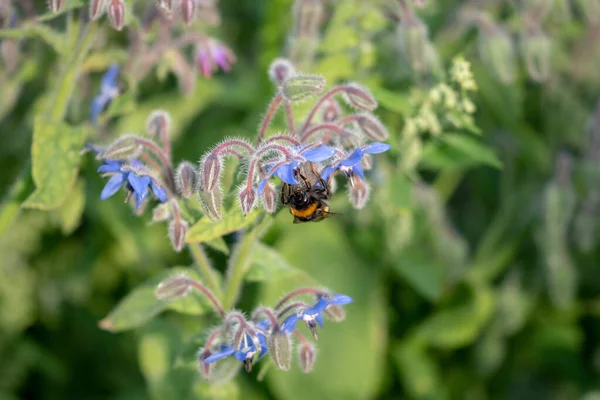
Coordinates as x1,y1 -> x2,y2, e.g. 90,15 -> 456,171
199,152 -> 222,192
48,0 -> 65,12
357,114 -> 389,141
107,0 -> 125,31
268,58 -> 296,86
478,27 -> 516,84
324,305 -> 346,322
180,0 -> 195,24
349,177 -> 370,209
155,274 -> 191,300
238,186 -> 257,215
261,182 -> 277,213
168,218 -> 188,252
197,348 -> 214,380
176,162 -> 197,198
156,0 -> 175,14
298,342 -> 316,373
282,74 -> 325,102
361,153 -> 373,170
146,110 -> 172,139
521,31 -> 551,83
152,202 -> 172,222
321,99 -> 341,122
198,189 -> 222,221
397,17 -> 430,71
268,332 -> 293,371
101,135 -> 143,160
342,83 -> 377,111
89,0 -> 106,19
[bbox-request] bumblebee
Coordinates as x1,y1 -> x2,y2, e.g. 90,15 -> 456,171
280,163 -> 334,223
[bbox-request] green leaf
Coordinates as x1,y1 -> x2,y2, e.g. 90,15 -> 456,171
393,247 -> 445,302
22,119 -> 88,210
441,134 -> 502,168
185,208 -> 262,244
370,86 -> 414,115
54,179 -> 86,235
204,237 -> 230,255
0,24 -> 65,55
246,242 -> 299,282
420,134 -> 502,170
393,339 -> 444,399
98,267 -> 209,332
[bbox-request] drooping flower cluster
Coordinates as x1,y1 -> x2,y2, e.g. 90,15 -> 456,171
155,275 -> 353,377
197,58 -> 391,219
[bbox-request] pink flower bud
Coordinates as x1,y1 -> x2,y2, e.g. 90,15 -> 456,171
146,110 -> 172,139
155,274 -> 191,299
180,0 -> 195,24
349,177 -> 370,209
89,0 -> 106,20
168,219 -> 188,252
176,161 -> 197,198
342,83 -> 378,111
107,0 -> 125,31
298,341 -> 316,373
238,186 -> 257,215
268,333 -> 292,371
261,182 -> 277,213
48,0 -> 66,12
321,99 -> 341,122
198,189 -> 222,221
199,152 -> 222,192
357,113 -> 389,141
268,58 -> 296,86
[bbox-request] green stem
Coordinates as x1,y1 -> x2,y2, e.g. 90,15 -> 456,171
433,170 -> 464,202
222,230 -> 258,310
188,242 -> 222,297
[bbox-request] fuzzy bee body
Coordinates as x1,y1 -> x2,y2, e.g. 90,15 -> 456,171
280,163 -> 333,223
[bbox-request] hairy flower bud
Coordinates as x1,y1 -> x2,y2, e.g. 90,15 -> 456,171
146,110 -> 172,139
199,152 -> 222,192
282,74 -> 325,102
261,182 -> 277,213
168,218 -> 188,252
197,348 -> 214,380
268,333 -> 292,371
155,274 -> 191,300
89,0 -> 107,19
397,17 -> 430,71
198,189 -> 222,221
357,114 -> 389,141
324,304 -> 346,322
298,341 -> 316,373
238,186 -> 257,215
157,0 -> 175,14
180,0 -> 195,24
48,0 -> 66,12
107,0 -> 125,30
101,135 -> 143,160
478,27 -> 516,84
342,83 -> 378,111
152,202 -> 172,222
268,58 -> 296,86
176,162 -> 197,198
349,177 -> 370,209
521,31 -> 551,83
322,99 -> 341,122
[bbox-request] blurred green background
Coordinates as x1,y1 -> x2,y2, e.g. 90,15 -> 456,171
2,0 -> 600,399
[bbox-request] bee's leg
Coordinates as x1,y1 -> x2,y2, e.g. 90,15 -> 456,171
297,171 -> 312,189
280,183 -> 290,205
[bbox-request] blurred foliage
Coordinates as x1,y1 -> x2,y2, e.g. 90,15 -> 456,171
1,0 -> 600,399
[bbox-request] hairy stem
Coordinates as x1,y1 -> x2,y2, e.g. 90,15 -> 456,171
188,242 -> 222,297
256,94 -> 283,145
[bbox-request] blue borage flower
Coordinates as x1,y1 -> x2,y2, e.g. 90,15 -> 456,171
91,64 -> 120,124
203,320 -> 269,372
320,142 -> 391,182
98,159 -> 168,208
281,294 -> 353,339
257,144 -> 336,195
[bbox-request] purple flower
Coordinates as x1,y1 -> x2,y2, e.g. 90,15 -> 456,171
281,294 -> 353,339
320,142 -> 391,182
257,145 -> 336,194
99,159 -> 168,208
203,320 -> 269,372
91,64 -> 120,124
195,39 -> 236,78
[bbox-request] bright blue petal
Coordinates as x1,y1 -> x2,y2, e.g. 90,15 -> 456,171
281,314 -> 301,334
203,346 -> 236,363
275,162 -> 299,185
100,173 -> 125,200
352,162 -> 365,180
130,159 -> 144,168
257,178 -> 268,196
151,180 -> 168,202
320,165 -> 338,182
301,145 -> 335,162
307,298 -> 330,314
362,142 -> 391,154
128,175 -> 150,199
257,319 -> 270,330
330,294 -> 353,305
101,64 -> 120,90
98,161 -> 123,173
340,148 -> 364,167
